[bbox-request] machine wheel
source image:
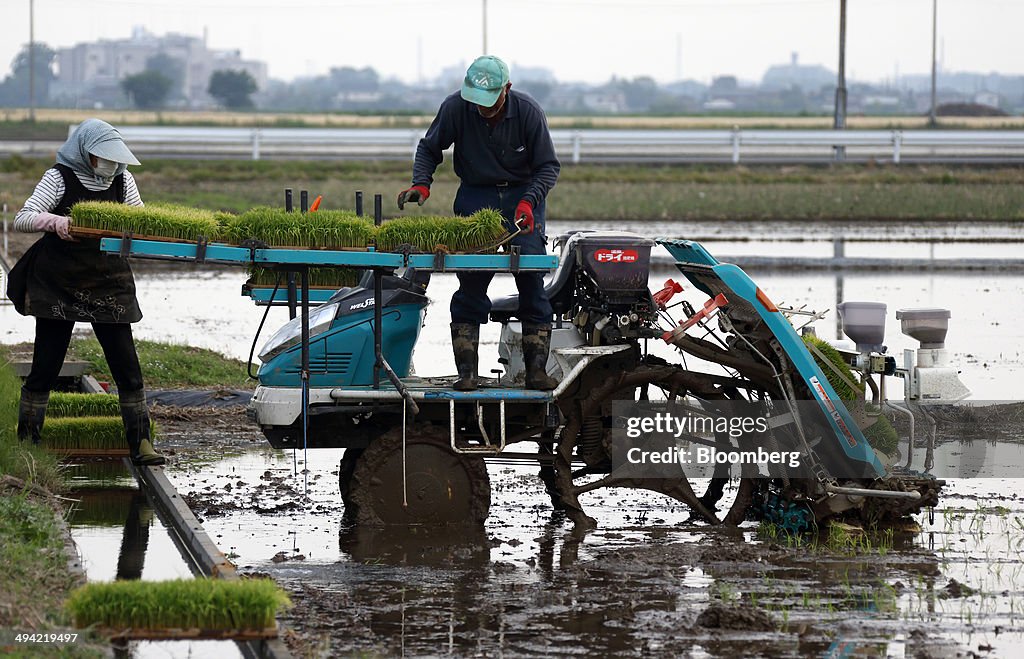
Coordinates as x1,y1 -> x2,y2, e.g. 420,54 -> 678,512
346,424 -> 491,526
338,448 -> 363,510
553,362 -> 759,529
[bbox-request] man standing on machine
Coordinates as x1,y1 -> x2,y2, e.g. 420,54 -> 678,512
398,55 -> 560,391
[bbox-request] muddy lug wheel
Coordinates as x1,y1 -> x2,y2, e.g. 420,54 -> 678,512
347,424 -> 491,526
338,448 -> 363,511
555,363 -> 762,528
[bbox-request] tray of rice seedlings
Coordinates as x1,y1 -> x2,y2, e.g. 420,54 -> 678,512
69,201 -> 223,243
66,578 -> 291,640
48,392 -> 120,418
804,334 -> 900,456
376,208 -> 507,253
40,416 -> 157,458
221,207 -> 375,250
244,266 -> 361,290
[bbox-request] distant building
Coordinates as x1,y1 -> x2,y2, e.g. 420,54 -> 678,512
761,52 -> 834,93
51,27 -> 267,109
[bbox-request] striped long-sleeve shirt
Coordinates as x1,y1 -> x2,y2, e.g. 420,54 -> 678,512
14,168 -> 143,232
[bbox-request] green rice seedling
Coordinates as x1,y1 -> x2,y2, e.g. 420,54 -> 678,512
803,334 -> 900,456
246,266 -> 360,289
65,578 -> 291,632
70,201 -> 223,242
376,208 -> 506,253
40,416 -> 157,452
222,207 -> 374,249
47,392 -> 120,418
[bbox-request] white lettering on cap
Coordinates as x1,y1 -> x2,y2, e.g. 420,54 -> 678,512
473,74 -> 496,89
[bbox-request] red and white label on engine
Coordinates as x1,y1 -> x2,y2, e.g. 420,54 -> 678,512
809,376 -> 859,448
594,249 -> 639,263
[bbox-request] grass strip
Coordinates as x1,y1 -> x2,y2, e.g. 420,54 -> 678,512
66,578 -> 291,631
0,357 -> 64,491
0,494 -> 84,630
221,207 -> 375,249
247,266 -> 360,289
40,417 -> 158,452
70,201 -> 224,241
376,208 -> 506,252
48,393 -> 120,418
803,334 -> 899,456
67,338 -> 253,389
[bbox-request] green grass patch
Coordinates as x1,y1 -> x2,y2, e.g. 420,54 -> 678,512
0,494 -> 82,630
66,578 -> 291,632
6,159 -> 1024,229
803,334 -> 900,456
376,208 -> 507,252
221,207 -> 375,249
47,393 -> 120,418
70,201 -> 223,241
0,357 -> 64,491
67,338 -> 253,389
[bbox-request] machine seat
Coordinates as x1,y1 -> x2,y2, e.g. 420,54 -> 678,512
490,246 -> 578,323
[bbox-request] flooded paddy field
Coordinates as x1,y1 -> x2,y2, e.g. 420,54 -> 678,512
5,218 -> 1024,656
69,425 -> 1024,657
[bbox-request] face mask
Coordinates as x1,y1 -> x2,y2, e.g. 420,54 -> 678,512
93,157 -> 119,178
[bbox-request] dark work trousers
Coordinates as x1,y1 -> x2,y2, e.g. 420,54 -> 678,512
24,318 -> 144,394
449,183 -> 553,325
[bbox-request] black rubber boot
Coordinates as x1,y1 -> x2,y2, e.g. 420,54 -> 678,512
522,323 -> 559,391
17,388 -> 49,445
120,390 -> 165,466
451,323 -> 480,391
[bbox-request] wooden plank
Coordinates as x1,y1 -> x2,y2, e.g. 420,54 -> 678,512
69,225 -> 202,244
100,626 -> 279,641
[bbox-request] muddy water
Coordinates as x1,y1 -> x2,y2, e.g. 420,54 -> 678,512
156,442 -> 1024,658
65,461 -> 243,659
8,219 -> 1024,656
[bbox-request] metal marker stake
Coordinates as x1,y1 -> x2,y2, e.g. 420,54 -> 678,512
373,195 -> 383,389
285,189 -> 297,320
300,267 -> 310,492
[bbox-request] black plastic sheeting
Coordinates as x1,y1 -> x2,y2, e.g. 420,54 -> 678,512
146,390 -> 253,408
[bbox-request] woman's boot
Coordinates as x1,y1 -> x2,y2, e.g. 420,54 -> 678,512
17,387 -> 49,445
119,390 -> 165,466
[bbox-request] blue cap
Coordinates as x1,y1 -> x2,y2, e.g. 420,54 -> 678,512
461,55 -> 510,107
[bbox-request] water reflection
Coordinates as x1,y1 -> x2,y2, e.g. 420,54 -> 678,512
115,493 -> 153,581
338,523 -> 490,567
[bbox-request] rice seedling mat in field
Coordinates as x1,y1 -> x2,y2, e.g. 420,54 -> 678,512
66,578 -> 290,640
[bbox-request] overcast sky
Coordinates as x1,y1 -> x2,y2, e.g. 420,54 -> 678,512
2,0 -> 1022,86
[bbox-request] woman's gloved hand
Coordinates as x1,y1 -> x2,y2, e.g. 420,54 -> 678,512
32,212 -> 74,240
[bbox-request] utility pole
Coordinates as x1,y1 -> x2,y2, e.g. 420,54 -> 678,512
482,0 -> 488,54
833,0 -> 847,161
28,0 -> 35,122
929,0 -> 938,126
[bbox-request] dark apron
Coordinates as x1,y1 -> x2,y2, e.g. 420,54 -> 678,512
6,165 -> 142,323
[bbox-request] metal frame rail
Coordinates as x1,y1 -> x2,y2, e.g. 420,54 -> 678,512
101,189 -> 558,461
126,463 -> 294,659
